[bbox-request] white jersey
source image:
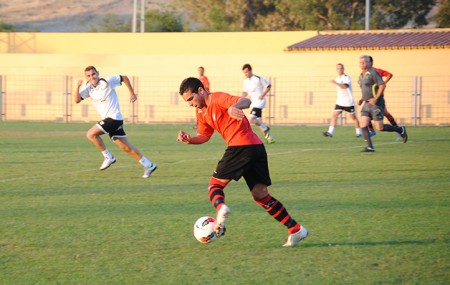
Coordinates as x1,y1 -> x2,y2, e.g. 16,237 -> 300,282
242,74 -> 271,109
79,75 -> 123,120
335,74 -> 355,107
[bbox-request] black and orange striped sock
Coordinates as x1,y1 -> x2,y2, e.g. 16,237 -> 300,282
254,194 -> 300,234
208,177 -> 227,209
385,113 -> 398,126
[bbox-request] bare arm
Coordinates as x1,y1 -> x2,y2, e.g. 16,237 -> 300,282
74,80 -> 83,104
120,75 -> 137,103
228,97 -> 251,120
330,80 -> 349,89
384,73 -> 393,84
177,130 -> 210,145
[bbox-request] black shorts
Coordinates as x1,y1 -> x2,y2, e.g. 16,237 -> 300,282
213,144 -> 271,190
250,108 -> 262,118
334,105 -> 356,114
96,118 -> 126,140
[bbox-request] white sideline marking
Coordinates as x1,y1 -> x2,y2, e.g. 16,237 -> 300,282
0,138 -> 447,183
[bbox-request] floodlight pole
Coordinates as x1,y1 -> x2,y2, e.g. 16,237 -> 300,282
132,0 -> 145,32
132,0 -> 137,32
140,0 -> 145,33
365,0 -> 370,30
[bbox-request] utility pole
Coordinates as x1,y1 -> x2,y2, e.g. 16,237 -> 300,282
132,0 -> 145,32
365,0 -> 370,30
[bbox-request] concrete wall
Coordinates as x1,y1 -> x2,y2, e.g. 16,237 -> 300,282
0,31 -> 449,125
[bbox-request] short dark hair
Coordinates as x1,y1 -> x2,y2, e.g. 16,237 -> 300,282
368,56 -> 373,63
84,66 -> 98,72
179,77 -> 204,95
242,63 -> 252,71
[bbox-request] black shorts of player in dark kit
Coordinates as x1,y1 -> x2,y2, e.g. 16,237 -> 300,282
213,144 -> 272,190
250,108 -> 263,118
334,104 -> 356,114
96,118 -> 126,139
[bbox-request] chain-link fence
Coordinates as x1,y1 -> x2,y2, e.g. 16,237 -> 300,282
1,74 -> 449,126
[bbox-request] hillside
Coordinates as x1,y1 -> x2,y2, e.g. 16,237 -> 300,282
0,0 -> 165,32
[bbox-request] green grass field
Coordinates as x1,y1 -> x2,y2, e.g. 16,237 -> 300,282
0,122 -> 449,285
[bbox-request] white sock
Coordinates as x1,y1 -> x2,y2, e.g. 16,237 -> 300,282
102,149 -> 113,159
328,126 -> 335,135
139,156 -> 153,168
356,128 -> 362,135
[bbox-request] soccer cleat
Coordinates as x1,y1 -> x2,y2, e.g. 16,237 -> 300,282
267,138 -> 276,144
369,130 -> 376,137
264,127 -> 271,139
361,146 -> 375,152
400,126 -> 408,143
356,134 -> 362,138
283,226 -> 308,247
142,162 -> 157,178
215,204 -> 230,237
100,156 -> 116,170
322,131 -> 333,137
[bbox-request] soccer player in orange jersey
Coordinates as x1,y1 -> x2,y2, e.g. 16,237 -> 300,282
197,66 -> 210,92
177,77 -> 307,247
367,56 -> 401,141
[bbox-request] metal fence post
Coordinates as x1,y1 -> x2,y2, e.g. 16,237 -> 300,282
64,76 -> 70,123
412,76 -> 423,127
131,76 -> 137,124
0,75 -> 3,121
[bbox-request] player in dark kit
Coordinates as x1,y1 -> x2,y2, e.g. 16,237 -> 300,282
177,77 -> 307,247
357,56 -> 408,152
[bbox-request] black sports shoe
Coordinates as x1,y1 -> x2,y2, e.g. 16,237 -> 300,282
361,146 -> 375,152
323,131 -> 333,137
400,126 -> 408,143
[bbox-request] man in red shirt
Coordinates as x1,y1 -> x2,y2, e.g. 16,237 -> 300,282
177,77 -> 308,247
368,56 -> 401,140
198,66 -> 210,92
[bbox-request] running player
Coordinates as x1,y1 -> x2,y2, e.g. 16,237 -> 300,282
74,66 -> 157,178
367,56 -> 402,141
323,63 -> 362,138
358,56 -> 408,152
177,77 -> 307,247
242,64 -> 275,144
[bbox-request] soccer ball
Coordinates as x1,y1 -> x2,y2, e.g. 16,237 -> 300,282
193,216 -> 218,243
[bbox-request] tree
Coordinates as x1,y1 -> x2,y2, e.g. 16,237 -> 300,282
178,0 -> 438,31
0,21 -> 15,32
144,9 -> 183,32
371,0 -> 436,29
87,14 -> 131,32
435,0 -> 450,27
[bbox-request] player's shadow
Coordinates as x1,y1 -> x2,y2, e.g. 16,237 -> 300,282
304,239 -> 445,248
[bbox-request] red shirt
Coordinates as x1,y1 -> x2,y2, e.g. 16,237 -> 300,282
198,75 -> 210,92
374,67 -> 391,78
196,92 -> 262,146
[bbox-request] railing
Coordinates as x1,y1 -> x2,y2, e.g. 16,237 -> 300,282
0,74 -> 449,126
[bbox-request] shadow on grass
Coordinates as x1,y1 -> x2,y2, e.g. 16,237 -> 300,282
304,238 -> 448,248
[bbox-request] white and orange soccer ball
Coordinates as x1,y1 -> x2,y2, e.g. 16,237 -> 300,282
193,216 -> 218,243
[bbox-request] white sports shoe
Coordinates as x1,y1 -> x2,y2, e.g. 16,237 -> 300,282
142,163 -> 157,178
100,157 -> 116,170
215,204 -> 230,237
283,226 -> 308,247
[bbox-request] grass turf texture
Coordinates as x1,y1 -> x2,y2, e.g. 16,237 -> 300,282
0,122 -> 449,285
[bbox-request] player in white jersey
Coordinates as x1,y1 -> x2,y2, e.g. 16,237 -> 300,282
241,64 -> 275,144
323,63 -> 362,138
74,66 -> 157,178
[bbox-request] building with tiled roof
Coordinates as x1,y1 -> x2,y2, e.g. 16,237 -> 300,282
286,30 -> 450,51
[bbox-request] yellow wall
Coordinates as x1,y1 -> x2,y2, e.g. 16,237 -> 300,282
1,31 -> 449,80
0,31 -> 449,125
